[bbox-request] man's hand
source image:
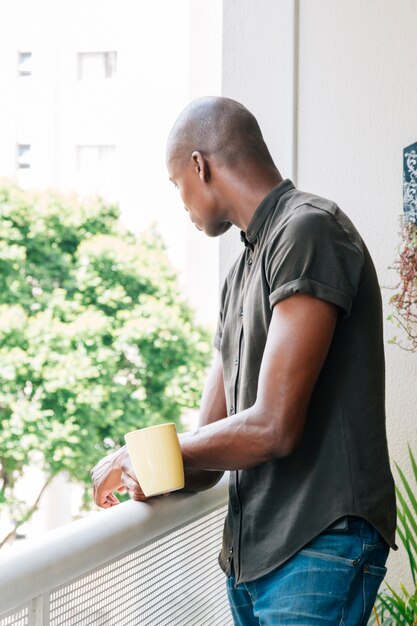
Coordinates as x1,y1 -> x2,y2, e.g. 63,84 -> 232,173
91,446 -> 130,508
92,445 -> 154,507
120,454 -> 152,502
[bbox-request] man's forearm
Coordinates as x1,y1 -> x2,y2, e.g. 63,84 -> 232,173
179,403 -> 296,472
110,398 -> 301,478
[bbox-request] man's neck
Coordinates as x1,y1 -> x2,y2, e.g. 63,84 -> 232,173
221,169 -> 284,232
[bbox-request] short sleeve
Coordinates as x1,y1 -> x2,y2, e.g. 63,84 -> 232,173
266,207 -> 365,317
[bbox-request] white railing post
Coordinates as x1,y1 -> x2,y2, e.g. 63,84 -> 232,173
28,596 -> 42,626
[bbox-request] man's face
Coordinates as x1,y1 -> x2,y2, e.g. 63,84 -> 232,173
167,158 -> 219,237
168,157 -> 204,232
167,155 -> 230,237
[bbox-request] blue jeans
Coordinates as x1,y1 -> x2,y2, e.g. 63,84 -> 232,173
226,517 -> 389,625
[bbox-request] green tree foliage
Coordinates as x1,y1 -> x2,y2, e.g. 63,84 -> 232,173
0,182 -> 211,542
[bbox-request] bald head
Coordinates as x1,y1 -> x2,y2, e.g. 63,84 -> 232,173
166,96 -> 275,170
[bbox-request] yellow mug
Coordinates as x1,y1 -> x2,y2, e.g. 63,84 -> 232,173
124,423 -> 185,497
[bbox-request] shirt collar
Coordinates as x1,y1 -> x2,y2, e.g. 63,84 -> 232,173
240,179 -> 295,248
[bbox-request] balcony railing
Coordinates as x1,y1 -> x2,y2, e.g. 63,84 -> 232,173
0,475 -> 232,626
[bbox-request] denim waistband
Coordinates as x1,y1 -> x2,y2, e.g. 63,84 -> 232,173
327,515 -> 373,532
326,516 -> 384,544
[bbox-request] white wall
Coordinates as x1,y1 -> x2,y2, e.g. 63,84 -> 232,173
297,0 -> 417,586
219,0 -> 417,586
220,0 -> 297,283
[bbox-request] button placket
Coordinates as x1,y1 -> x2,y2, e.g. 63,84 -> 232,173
228,238 -> 255,584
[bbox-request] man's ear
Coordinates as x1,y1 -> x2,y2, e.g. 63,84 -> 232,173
192,151 -> 210,182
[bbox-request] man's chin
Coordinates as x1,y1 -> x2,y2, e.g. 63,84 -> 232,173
204,221 -> 233,238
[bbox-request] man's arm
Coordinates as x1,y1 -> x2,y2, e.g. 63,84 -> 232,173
92,349 -> 227,506
93,292 -> 337,505
180,293 -> 337,470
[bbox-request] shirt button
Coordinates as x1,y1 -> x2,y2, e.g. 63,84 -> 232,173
234,357 -> 239,365
239,307 -> 243,316
233,505 -> 239,514
247,258 -> 252,266
229,547 -> 233,554
230,406 -> 235,415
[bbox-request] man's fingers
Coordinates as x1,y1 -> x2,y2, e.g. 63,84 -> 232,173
121,471 -> 141,494
92,451 -> 150,505
94,486 -> 120,508
121,471 -> 150,501
132,492 -> 150,502
98,492 -> 113,508
120,458 -> 140,495
91,448 -> 129,508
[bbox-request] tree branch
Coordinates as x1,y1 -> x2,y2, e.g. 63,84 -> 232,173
0,475 -> 53,549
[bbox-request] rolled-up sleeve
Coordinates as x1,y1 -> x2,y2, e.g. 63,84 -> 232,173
266,206 -> 365,318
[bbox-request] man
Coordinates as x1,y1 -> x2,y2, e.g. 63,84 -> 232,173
91,96 -> 396,625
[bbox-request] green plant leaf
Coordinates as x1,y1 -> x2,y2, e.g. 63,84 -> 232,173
396,523 -> 417,586
395,483 -> 417,541
396,488 -> 417,586
409,445 -> 417,486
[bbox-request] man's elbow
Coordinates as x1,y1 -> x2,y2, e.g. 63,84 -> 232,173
266,417 -> 305,459
182,469 -> 224,493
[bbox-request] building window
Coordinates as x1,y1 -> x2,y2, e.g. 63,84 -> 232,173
76,145 -> 117,199
17,51 -> 32,77
77,52 -> 117,81
16,144 -> 31,169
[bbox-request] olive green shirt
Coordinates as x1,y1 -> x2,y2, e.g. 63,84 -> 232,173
215,179 -> 396,584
